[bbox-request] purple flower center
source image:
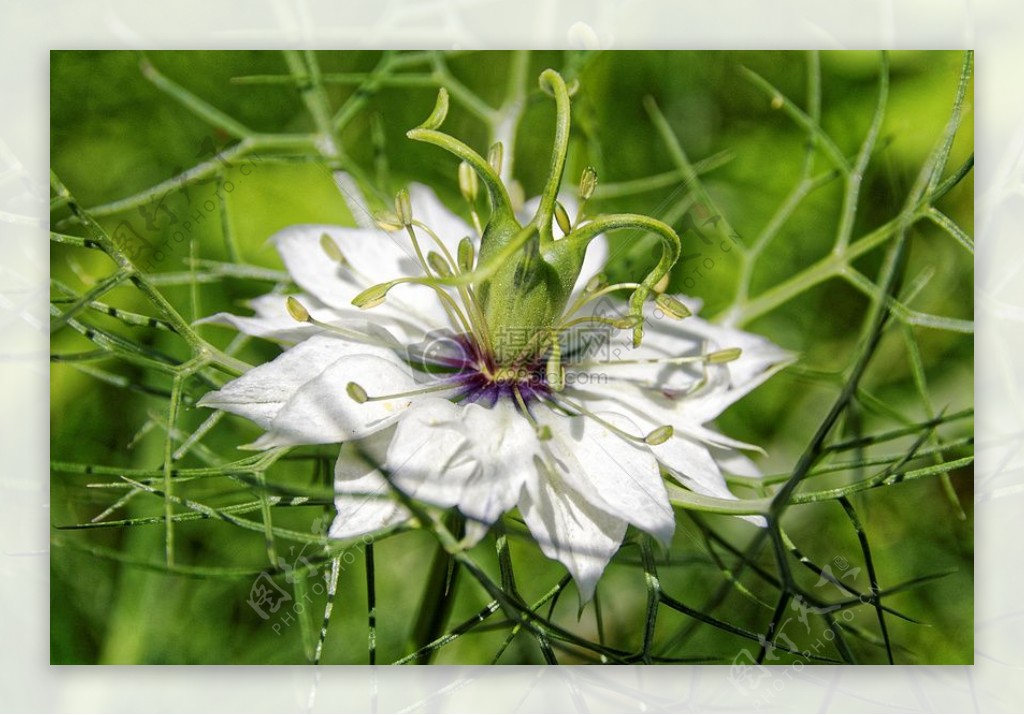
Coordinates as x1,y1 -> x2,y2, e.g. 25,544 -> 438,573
406,330 -> 551,406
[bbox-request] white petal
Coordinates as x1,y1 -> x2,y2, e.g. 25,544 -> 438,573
272,224 -> 450,336
711,446 -> 762,478
454,401 -> 537,537
197,333 -> 384,430
385,398 -> 537,544
386,398 -> 473,507
197,292 -> 325,344
331,428 -> 410,539
252,352 -> 445,448
651,433 -> 731,499
537,409 -> 675,546
519,463 -> 627,604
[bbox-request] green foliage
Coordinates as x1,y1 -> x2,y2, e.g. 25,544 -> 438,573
50,50 -> 973,665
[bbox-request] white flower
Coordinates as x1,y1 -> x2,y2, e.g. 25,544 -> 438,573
199,70 -> 791,601
198,180 -> 790,602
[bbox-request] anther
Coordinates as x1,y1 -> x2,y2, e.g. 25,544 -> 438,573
457,237 -> 475,273
319,233 -> 348,265
579,166 -> 597,201
346,382 -> 368,404
655,294 -> 691,319
352,282 -> 394,309
554,200 -> 572,237
609,314 -> 644,330
708,347 -> 743,364
374,210 -> 403,232
286,296 -> 310,323
395,189 -> 413,227
644,424 -> 674,446
458,161 -> 478,204
427,251 -> 452,277
487,142 -> 504,175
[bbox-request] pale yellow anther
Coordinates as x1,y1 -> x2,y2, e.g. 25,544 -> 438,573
427,251 -> 452,277
579,166 -> 598,201
352,282 -> 391,310
395,189 -> 413,227
374,210 -> 403,232
554,200 -> 572,237
286,296 -> 310,323
457,237 -> 475,273
346,382 -> 368,404
644,424 -> 674,446
655,293 -> 691,319
487,142 -> 504,175
319,233 -> 347,265
708,347 -> 743,364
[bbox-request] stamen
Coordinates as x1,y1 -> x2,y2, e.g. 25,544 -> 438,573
708,347 -> 743,364
410,220 -> 493,356
458,161 -> 478,203
319,233 -> 349,266
575,166 -> 597,230
395,189 -> 413,227
487,142 -> 504,175
575,346 -> 742,370
346,382 -> 368,404
373,210 -> 403,232
352,282 -> 393,309
355,380 -> 455,403
554,200 -> 572,237
562,281 -> 642,319
585,273 -> 606,294
644,424 -> 674,446
544,392 -> 652,447
286,296 -> 310,323
427,251 -> 453,277
457,237 -> 475,273
545,335 -> 564,392
288,299 -> 397,348
655,293 -> 692,319
579,166 -> 597,202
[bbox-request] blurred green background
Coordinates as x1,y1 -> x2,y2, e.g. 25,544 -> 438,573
50,50 -> 972,664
